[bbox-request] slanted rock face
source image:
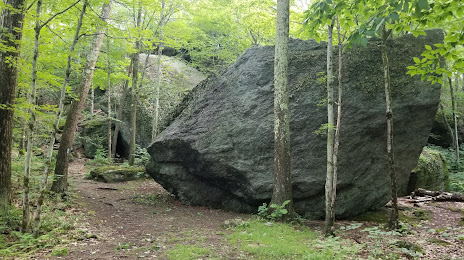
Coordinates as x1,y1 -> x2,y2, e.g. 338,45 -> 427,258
146,30 -> 443,218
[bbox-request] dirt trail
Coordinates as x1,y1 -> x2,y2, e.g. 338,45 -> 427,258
52,159 -> 247,259
45,159 -> 464,260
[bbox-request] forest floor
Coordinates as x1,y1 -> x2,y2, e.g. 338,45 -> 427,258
33,158 -> 464,259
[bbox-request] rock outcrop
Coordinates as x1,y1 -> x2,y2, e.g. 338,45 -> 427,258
408,147 -> 450,193
146,30 -> 443,218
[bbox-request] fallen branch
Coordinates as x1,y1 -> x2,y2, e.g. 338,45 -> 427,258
412,188 -> 464,202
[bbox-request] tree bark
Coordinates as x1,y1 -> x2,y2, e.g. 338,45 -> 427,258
52,0 -> 112,193
449,76 -> 459,166
270,0 -> 294,219
331,15 -> 343,234
324,18 -> 335,236
440,103 -> 455,148
413,188 -> 464,202
128,6 -> 142,166
22,0 -> 43,233
381,26 -> 399,230
152,0 -> 165,142
33,0 -> 88,238
0,0 -> 25,212
106,31 -> 112,161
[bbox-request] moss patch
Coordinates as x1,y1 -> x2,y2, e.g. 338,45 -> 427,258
351,208 -> 390,224
87,166 -> 145,183
227,220 -> 358,259
409,147 -> 450,192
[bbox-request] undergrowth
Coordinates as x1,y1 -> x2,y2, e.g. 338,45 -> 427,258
0,150 -> 85,258
426,145 -> 464,193
227,218 -> 359,259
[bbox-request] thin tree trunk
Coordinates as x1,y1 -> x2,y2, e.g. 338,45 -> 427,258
152,0 -> 165,142
449,76 -> 459,166
440,103 -> 455,148
23,0 -> 43,232
128,6 -> 142,166
111,61 -> 132,158
381,26 -> 398,230
106,32 -> 112,161
270,0 -> 294,219
52,1 -> 112,193
19,116 -> 26,155
331,15 -> 343,233
324,18 -> 335,236
0,0 -> 25,213
33,0 -> 88,238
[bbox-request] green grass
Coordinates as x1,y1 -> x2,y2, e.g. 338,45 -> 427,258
165,244 -> 215,260
227,219 -> 358,260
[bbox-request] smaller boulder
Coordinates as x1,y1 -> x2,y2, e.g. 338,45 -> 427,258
88,166 -> 145,183
408,147 -> 450,193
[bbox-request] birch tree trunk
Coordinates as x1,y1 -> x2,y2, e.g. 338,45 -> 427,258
331,15 -> 343,234
128,6 -> 142,166
152,0 -> 165,142
381,26 -> 399,230
33,0 -> 88,238
52,1 -> 112,193
106,32 -> 112,161
0,0 -> 25,212
324,19 -> 335,236
270,0 -> 294,218
22,0 -> 43,233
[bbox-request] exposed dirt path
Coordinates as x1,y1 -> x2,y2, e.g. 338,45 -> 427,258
50,159 -> 248,259
44,158 -> 464,259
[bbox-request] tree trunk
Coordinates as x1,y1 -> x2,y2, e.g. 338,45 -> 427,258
0,0 -> 25,213
324,18 -> 335,236
22,0 -> 43,233
128,6 -> 142,166
449,76 -> 459,167
33,0 -> 88,238
152,0 -> 165,142
331,15 -> 343,233
19,116 -> 26,155
111,61 -> 132,158
440,103 -> 455,148
270,0 -> 294,218
381,26 -> 399,230
52,1 -> 112,193
106,32 -> 112,161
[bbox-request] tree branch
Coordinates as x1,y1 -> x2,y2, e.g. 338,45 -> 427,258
39,0 -> 81,29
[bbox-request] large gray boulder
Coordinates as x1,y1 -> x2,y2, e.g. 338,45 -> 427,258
146,31 -> 443,218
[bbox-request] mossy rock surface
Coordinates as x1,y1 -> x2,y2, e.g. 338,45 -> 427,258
89,166 -> 145,183
408,147 -> 450,193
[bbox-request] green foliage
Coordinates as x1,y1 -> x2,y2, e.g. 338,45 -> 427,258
425,145 -> 464,193
228,219 -> 359,259
134,146 -> 150,167
165,244 -> 214,260
50,247 -> 69,256
257,200 -> 290,221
